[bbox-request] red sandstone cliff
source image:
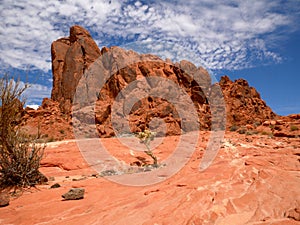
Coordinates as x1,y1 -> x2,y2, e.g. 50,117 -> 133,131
21,25 -> 298,140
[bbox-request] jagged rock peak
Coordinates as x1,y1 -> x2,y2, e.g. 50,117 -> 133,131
51,25 -> 101,113
69,25 -> 92,43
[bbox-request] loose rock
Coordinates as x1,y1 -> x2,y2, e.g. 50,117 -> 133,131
0,193 -> 9,207
62,188 -> 85,200
50,183 -> 61,189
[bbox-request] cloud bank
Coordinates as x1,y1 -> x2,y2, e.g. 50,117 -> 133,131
1,0 -> 299,72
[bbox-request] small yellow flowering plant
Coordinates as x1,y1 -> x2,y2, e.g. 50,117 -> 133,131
136,129 -> 158,166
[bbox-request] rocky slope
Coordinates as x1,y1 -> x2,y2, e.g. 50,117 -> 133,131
219,76 -> 276,128
21,98 -> 74,141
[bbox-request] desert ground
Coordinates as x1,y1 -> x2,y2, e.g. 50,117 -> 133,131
1,131 -> 299,225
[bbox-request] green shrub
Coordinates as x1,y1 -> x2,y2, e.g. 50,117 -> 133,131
253,121 -> 261,128
269,124 -> 275,129
290,125 -> 299,132
238,128 -> 246,134
229,125 -> 239,132
0,74 -> 47,189
246,130 -> 258,135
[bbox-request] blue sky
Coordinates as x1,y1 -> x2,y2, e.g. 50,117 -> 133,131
1,0 -> 299,115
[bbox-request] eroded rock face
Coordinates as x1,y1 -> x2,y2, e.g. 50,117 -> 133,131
219,76 -> 277,128
51,25 -> 101,114
91,56 -> 214,137
47,26 -> 279,138
21,98 -> 73,141
67,44 -> 219,138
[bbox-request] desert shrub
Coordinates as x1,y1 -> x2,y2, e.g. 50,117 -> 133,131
238,128 -> 247,134
253,121 -> 261,128
136,129 -> 158,166
0,74 -> 47,189
290,125 -> 299,132
269,124 -> 275,130
229,125 -> 239,132
246,130 -> 259,135
261,131 -> 270,135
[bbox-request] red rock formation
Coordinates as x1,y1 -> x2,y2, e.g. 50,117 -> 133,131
25,26 -> 292,139
86,55 -> 214,137
51,25 -> 101,114
21,98 -> 73,141
256,114 -> 300,138
72,45 -> 277,138
219,75 -> 277,128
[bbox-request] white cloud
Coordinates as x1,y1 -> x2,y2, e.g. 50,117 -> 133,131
0,0 -> 121,71
1,0 -> 299,73
26,104 -> 39,110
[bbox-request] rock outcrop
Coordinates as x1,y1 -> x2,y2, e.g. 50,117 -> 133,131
51,25 -> 101,114
21,98 -> 73,141
22,25 -> 297,140
256,114 -> 300,138
219,75 -> 277,128
71,48 -> 218,137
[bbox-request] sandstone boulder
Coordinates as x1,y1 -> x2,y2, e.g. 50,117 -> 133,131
62,188 -> 85,200
0,193 -> 9,207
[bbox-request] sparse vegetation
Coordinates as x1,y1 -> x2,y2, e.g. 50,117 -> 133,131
246,130 -> 259,135
0,74 -> 46,190
290,125 -> 299,132
261,131 -> 269,135
136,129 -> 158,167
253,121 -> 261,128
230,125 -> 239,132
269,124 -> 275,130
238,127 -> 247,134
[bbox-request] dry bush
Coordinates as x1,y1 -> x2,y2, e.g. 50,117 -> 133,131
0,74 -> 47,190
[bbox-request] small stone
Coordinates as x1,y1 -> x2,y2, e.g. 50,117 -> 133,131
50,183 -> 61,189
62,188 -> 85,200
0,193 -> 9,207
